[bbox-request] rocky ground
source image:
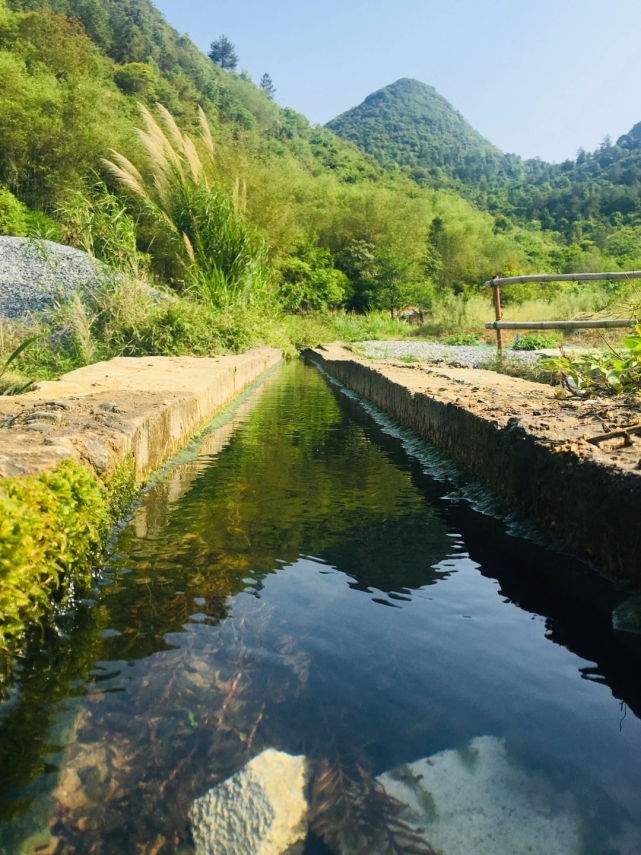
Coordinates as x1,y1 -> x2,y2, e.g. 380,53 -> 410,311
0,236 -> 100,318
354,340 -> 552,369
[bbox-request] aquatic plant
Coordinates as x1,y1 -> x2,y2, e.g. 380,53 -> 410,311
0,457 -> 138,650
309,758 -> 439,854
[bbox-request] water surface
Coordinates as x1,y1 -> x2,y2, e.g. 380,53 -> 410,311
1,360 -> 641,854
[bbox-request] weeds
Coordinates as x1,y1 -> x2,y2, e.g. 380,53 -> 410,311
442,333 -> 481,346
543,327 -> 641,396
0,335 -> 40,395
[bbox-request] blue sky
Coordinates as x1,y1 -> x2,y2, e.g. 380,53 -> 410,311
154,0 -> 641,163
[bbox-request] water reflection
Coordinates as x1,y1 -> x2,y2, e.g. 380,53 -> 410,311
0,360 -> 640,855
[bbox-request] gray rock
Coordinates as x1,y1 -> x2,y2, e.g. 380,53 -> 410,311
83,438 -> 110,473
190,749 -> 309,855
0,236 -> 101,319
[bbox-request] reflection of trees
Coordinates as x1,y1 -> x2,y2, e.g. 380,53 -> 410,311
99,361 -> 452,663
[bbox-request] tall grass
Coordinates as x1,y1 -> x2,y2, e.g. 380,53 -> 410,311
103,105 -> 270,307
417,286 -> 635,344
285,311 -> 410,348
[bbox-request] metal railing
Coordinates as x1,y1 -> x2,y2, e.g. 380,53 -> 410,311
484,271 -> 641,350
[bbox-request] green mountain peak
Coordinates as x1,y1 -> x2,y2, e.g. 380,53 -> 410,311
326,77 -> 504,186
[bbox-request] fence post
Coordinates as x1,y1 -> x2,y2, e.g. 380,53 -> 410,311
492,280 -> 504,351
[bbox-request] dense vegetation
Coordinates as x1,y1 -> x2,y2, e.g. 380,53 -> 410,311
0,457 -> 137,648
0,0 -> 639,375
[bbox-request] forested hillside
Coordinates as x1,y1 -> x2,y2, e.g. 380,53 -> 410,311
0,0 -> 564,314
327,78 -> 641,260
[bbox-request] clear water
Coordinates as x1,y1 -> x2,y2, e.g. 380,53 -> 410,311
1,360 -> 641,855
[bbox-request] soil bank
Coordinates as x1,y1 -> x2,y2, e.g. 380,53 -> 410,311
307,344 -> 641,587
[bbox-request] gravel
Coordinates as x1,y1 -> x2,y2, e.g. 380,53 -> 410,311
0,236 -> 101,319
355,340 -> 550,369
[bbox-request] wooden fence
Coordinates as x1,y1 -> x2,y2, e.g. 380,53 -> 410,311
484,271 -> 641,350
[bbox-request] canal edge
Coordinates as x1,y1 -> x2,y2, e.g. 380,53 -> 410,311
306,345 -> 641,588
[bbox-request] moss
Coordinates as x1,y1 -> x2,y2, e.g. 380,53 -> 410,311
0,457 -> 139,650
416,785 -> 438,821
105,454 -> 139,522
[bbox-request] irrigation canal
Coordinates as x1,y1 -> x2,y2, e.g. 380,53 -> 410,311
1,360 -> 641,854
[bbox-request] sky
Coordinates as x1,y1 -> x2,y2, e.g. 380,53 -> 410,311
153,0 -> 641,164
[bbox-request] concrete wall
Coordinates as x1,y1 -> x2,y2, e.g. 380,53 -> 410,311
309,347 -> 641,588
0,348 -> 282,481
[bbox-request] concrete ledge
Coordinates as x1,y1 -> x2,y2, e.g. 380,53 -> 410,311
0,348 -> 282,481
308,345 -> 641,587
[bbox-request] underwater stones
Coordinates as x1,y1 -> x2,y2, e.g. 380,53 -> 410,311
189,749 -> 309,855
378,736 -> 581,855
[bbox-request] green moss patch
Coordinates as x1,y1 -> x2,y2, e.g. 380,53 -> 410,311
0,458 -> 137,650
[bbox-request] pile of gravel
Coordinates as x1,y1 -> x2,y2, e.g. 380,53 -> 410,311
355,340 -> 550,369
0,236 -> 101,319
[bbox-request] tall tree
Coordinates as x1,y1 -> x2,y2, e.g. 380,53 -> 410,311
259,73 -> 276,100
208,35 -> 238,70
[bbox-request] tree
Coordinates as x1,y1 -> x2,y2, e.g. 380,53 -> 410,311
208,35 -> 238,71
259,73 -> 276,100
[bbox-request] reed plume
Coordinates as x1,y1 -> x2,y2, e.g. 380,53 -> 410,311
103,104 -> 269,307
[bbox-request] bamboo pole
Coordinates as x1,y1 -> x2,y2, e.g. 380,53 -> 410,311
492,283 -> 504,351
484,271 -> 641,287
485,319 -> 636,330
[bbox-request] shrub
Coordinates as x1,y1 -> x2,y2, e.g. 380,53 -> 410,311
512,333 -> 561,351
543,328 -> 641,396
442,333 -> 481,346
0,185 -> 29,236
0,456 -> 140,650
113,62 -> 158,99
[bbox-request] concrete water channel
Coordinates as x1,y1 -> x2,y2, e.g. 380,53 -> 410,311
1,359 -> 641,854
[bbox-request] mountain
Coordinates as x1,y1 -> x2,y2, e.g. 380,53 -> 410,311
2,0 -> 641,297
327,78 -> 641,244
326,78 -> 511,189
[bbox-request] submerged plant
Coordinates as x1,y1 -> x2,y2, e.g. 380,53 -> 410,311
103,105 -> 270,307
309,758 -> 439,855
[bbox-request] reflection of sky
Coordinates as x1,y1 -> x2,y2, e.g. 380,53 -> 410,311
228,556 -> 641,826
103,361 -> 641,833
